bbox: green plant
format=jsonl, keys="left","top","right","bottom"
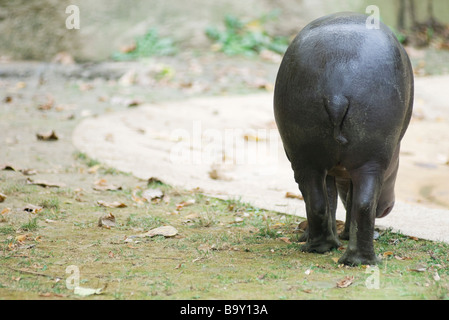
{"left": 20, "top": 218, "right": 39, "bottom": 231}
{"left": 112, "top": 28, "right": 177, "bottom": 61}
{"left": 205, "top": 13, "right": 289, "bottom": 57}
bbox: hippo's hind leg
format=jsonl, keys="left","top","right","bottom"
{"left": 338, "top": 166, "right": 384, "bottom": 266}
{"left": 336, "top": 179, "right": 352, "bottom": 240}
{"left": 298, "top": 174, "right": 339, "bottom": 243}
{"left": 295, "top": 170, "right": 341, "bottom": 253}
{"left": 326, "top": 174, "right": 339, "bottom": 243}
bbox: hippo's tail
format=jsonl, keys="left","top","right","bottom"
{"left": 324, "top": 95, "right": 349, "bottom": 145}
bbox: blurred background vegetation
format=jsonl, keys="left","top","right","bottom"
{"left": 0, "top": 0, "right": 448, "bottom": 62}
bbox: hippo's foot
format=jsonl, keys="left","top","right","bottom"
{"left": 300, "top": 237, "right": 341, "bottom": 254}
{"left": 338, "top": 249, "right": 380, "bottom": 266}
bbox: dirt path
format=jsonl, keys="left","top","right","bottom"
{"left": 72, "top": 75, "right": 449, "bottom": 243}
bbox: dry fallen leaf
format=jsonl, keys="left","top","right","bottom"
{"left": 93, "top": 184, "right": 122, "bottom": 192}
{"left": 279, "top": 237, "right": 292, "bottom": 244}
{"left": 1, "top": 208, "right": 11, "bottom": 215}
{"left": 336, "top": 276, "right": 354, "bottom": 288}
{"left": 19, "top": 168, "right": 38, "bottom": 176}
{"left": 142, "top": 226, "right": 178, "bottom": 238}
{"left": 22, "top": 204, "right": 43, "bottom": 214}
{"left": 147, "top": 177, "right": 165, "bottom": 185}
{"left": 285, "top": 192, "right": 304, "bottom": 200}
{"left": 410, "top": 264, "right": 427, "bottom": 272}
{"left": 73, "top": 286, "right": 104, "bottom": 297}
{"left": 97, "top": 200, "right": 127, "bottom": 208}
{"left": 36, "top": 130, "right": 59, "bottom": 141}
{"left": 0, "top": 164, "right": 17, "bottom": 171}
{"left": 142, "top": 188, "right": 164, "bottom": 202}
{"left": 176, "top": 199, "right": 195, "bottom": 210}
{"left": 26, "top": 178, "right": 65, "bottom": 188}
{"left": 131, "top": 188, "right": 145, "bottom": 205}
{"left": 0, "top": 193, "right": 6, "bottom": 203}
{"left": 98, "top": 212, "right": 116, "bottom": 228}
{"left": 15, "top": 234, "right": 28, "bottom": 243}
{"left": 93, "top": 179, "right": 122, "bottom": 191}
{"left": 37, "top": 95, "right": 54, "bottom": 111}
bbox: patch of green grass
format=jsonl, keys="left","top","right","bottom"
{"left": 73, "top": 151, "right": 88, "bottom": 161}
{"left": 205, "top": 12, "right": 289, "bottom": 57}
{"left": 125, "top": 213, "right": 168, "bottom": 230}
{"left": 0, "top": 226, "right": 15, "bottom": 235}
{"left": 190, "top": 211, "right": 218, "bottom": 228}
{"left": 112, "top": 28, "right": 177, "bottom": 61}
{"left": 73, "top": 151, "right": 131, "bottom": 176}
{"left": 73, "top": 151, "right": 100, "bottom": 167}
{"left": 1, "top": 179, "right": 29, "bottom": 195}
{"left": 100, "top": 167, "right": 122, "bottom": 175}
{"left": 20, "top": 217, "right": 39, "bottom": 231}
{"left": 39, "top": 197, "right": 60, "bottom": 211}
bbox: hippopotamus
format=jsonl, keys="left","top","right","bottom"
{"left": 274, "top": 12, "right": 414, "bottom": 265}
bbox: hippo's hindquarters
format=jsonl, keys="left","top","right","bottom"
{"left": 274, "top": 12, "right": 414, "bottom": 266}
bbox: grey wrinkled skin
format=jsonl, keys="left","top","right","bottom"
{"left": 274, "top": 12, "right": 414, "bottom": 266}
